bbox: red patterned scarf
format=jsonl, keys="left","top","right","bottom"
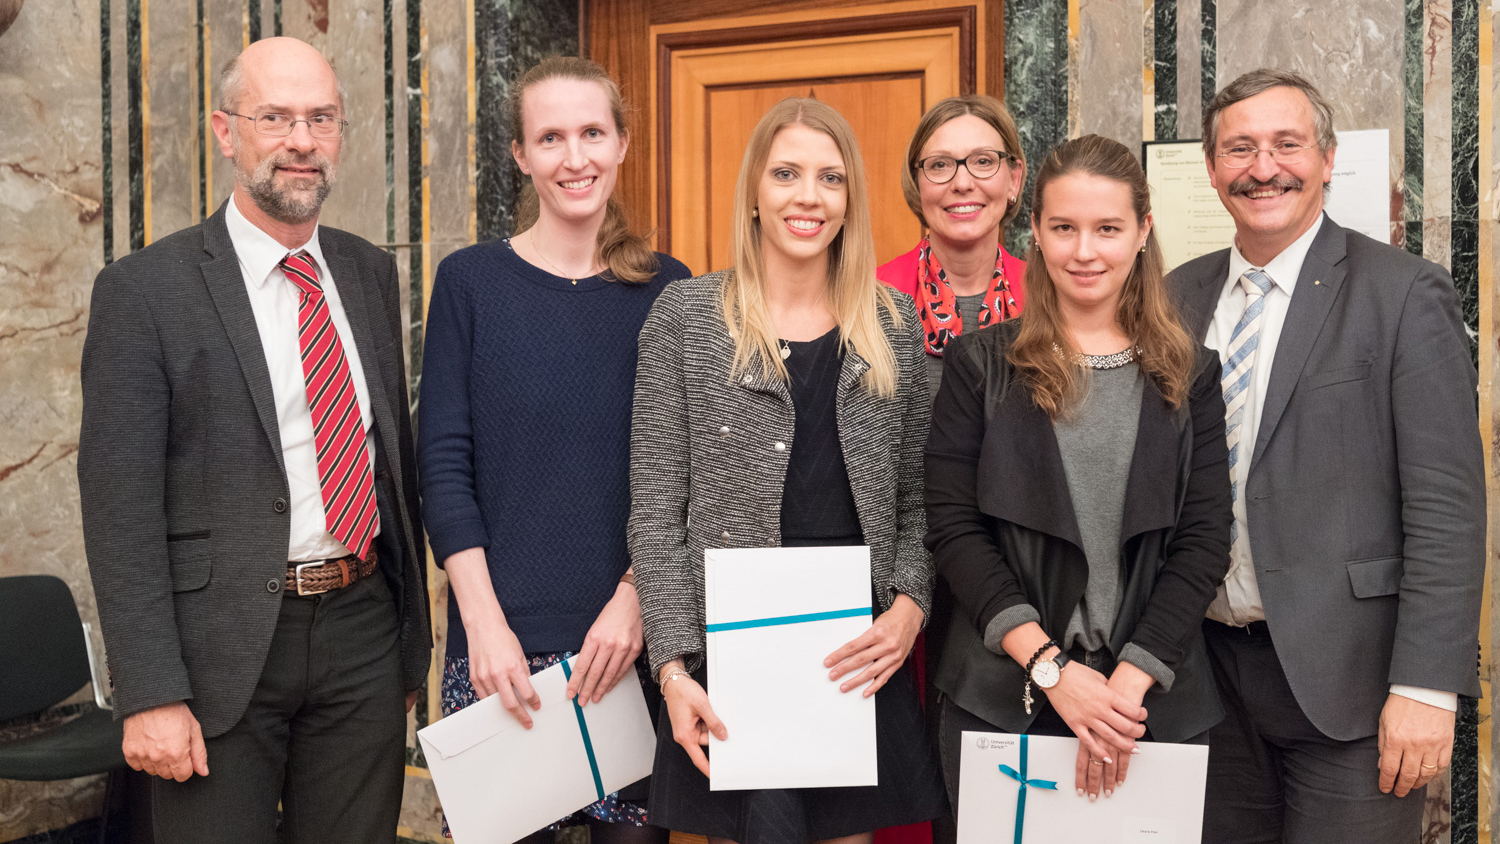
{"left": 915, "top": 237, "right": 1018, "bottom": 355}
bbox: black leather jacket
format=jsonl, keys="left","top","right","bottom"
{"left": 924, "top": 320, "right": 1231, "bottom": 742}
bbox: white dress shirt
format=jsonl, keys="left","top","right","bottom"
{"left": 1202, "top": 213, "right": 1453, "bottom": 712}
{"left": 226, "top": 195, "right": 379, "bottom": 563}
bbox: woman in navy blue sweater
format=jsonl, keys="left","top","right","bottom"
{"left": 418, "top": 56, "right": 690, "bottom": 843}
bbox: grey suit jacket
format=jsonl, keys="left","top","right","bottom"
{"left": 1168, "top": 216, "right": 1483, "bottom": 740}
{"left": 78, "top": 201, "right": 430, "bottom": 737}
{"left": 628, "top": 272, "right": 933, "bottom": 676}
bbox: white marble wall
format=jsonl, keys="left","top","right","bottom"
{"left": 0, "top": 0, "right": 107, "bottom": 835}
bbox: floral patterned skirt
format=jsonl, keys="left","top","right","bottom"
{"left": 439, "top": 652, "right": 652, "bottom": 838}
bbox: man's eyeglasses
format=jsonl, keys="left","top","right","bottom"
{"left": 1214, "top": 142, "right": 1317, "bottom": 169}
{"left": 914, "top": 150, "right": 1015, "bottom": 184}
{"left": 224, "top": 112, "right": 348, "bottom": 139}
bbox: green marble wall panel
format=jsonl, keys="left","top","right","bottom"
{"left": 474, "top": 0, "right": 580, "bottom": 242}
{"left": 1402, "top": 0, "right": 1423, "bottom": 255}
{"left": 1200, "top": 0, "right": 1216, "bottom": 116}
{"left": 1155, "top": 0, "right": 1178, "bottom": 140}
{"left": 1003, "top": 0, "right": 1068, "bottom": 256}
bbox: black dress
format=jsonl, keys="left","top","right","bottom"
{"left": 648, "top": 328, "right": 948, "bottom": 844}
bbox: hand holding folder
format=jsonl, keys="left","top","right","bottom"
{"left": 417, "top": 656, "right": 656, "bottom": 844}
{"left": 703, "top": 546, "right": 879, "bottom": 791}
{"left": 956, "top": 731, "right": 1209, "bottom": 844}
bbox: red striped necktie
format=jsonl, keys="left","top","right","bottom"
{"left": 281, "top": 251, "right": 380, "bottom": 561}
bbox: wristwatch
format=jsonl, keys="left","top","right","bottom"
{"left": 1031, "top": 650, "right": 1071, "bottom": 689}
{"left": 1022, "top": 641, "right": 1071, "bottom": 715}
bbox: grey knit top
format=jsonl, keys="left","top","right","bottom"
{"left": 982, "top": 360, "right": 1175, "bottom": 688}
{"left": 923, "top": 293, "right": 987, "bottom": 402}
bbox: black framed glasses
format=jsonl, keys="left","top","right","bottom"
{"left": 224, "top": 111, "right": 348, "bottom": 139}
{"left": 1214, "top": 141, "right": 1317, "bottom": 169}
{"left": 914, "top": 149, "right": 1015, "bottom": 184}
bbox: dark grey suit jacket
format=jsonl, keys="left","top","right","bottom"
{"left": 78, "top": 201, "right": 430, "bottom": 738}
{"left": 1168, "top": 216, "right": 1483, "bottom": 741}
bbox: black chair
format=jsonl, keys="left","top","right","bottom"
{"left": 0, "top": 575, "right": 127, "bottom": 842}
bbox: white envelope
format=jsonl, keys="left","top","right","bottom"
{"left": 417, "top": 657, "right": 657, "bottom": 844}
{"left": 704, "top": 545, "right": 878, "bottom": 791}
{"left": 957, "top": 731, "right": 1208, "bottom": 844}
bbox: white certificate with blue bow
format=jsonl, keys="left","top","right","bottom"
{"left": 704, "top": 545, "right": 878, "bottom": 790}
{"left": 956, "top": 731, "right": 1209, "bottom": 844}
{"left": 417, "top": 656, "right": 657, "bottom": 844}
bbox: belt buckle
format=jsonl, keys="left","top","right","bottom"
{"left": 293, "top": 561, "right": 331, "bottom": 596}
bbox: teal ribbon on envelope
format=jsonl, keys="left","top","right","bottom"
{"left": 559, "top": 659, "right": 605, "bottom": 801}
{"left": 705, "top": 606, "right": 872, "bottom": 633}
{"left": 997, "top": 734, "right": 1058, "bottom": 844}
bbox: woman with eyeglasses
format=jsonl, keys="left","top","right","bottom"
{"left": 875, "top": 94, "right": 1030, "bottom": 844}
{"left": 878, "top": 95, "right": 1029, "bottom": 402}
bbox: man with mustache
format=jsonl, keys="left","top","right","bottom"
{"left": 1166, "top": 68, "right": 1483, "bottom": 843}
{"left": 78, "top": 36, "right": 428, "bottom": 843}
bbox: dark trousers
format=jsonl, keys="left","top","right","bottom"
{"left": 1202, "top": 619, "right": 1425, "bottom": 844}
{"left": 151, "top": 573, "right": 408, "bottom": 844}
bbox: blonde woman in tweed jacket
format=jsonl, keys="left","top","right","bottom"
{"left": 628, "top": 98, "right": 947, "bottom": 844}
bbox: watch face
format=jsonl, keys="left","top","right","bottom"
{"left": 1032, "top": 659, "right": 1061, "bottom": 689}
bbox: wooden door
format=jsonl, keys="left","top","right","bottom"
{"left": 666, "top": 28, "right": 967, "bottom": 274}
{"left": 588, "top": 0, "right": 999, "bottom": 277}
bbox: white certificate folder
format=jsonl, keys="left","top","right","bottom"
{"left": 417, "top": 656, "right": 657, "bottom": 844}
{"left": 957, "top": 731, "right": 1209, "bottom": 844}
{"left": 704, "top": 545, "right": 878, "bottom": 791}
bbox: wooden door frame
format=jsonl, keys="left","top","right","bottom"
{"left": 650, "top": 5, "right": 979, "bottom": 254}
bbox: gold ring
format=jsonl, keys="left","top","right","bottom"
{"left": 1089, "top": 759, "right": 1104, "bottom": 766}
{"left": 1421, "top": 764, "right": 1439, "bottom": 770}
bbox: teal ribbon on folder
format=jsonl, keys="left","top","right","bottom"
{"left": 559, "top": 659, "right": 605, "bottom": 801}
{"left": 705, "top": 606, "right": 872, "bottom": 633}
{"left": 997, "top": 734, "right": 1058, "bottom": 844}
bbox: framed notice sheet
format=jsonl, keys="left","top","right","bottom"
{"left": 1142, "top": 140, "right": 1238, "bottom": 273}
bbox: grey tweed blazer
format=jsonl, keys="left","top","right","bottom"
{"left": 78, "top": 202, "right": 430, "bottom": 736}
{"left": 628, "top": 271, "right": 933, "bottom": 675}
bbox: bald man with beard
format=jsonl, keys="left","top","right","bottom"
{"left": 79, "top": 37, "right": 429, "bottom": 843}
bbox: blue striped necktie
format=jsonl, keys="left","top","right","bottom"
{"left": 1222, "top": 268, "right": 1274, "bottom": 546}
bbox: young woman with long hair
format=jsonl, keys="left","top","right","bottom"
{"left": 629, "top": 97, "right": 947, "bottom": 844}
{"left": 418, "top": 56, "right": 691, "bottom": 844}
{"left": 925, "top": 134, "right": 1232, "bottom": 806}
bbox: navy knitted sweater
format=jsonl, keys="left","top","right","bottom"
{"left": 418, "top": 239, "right": 692, "bottom": 659}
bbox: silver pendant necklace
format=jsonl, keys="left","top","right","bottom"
{"left": 779, "top": 339, "right": 792, "bottom": 360}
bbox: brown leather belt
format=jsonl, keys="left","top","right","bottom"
{"left": 286, "top": 547, "right": 378, "bottom": 596}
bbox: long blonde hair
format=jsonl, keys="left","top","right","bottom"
{"left": 509, "top": 56, "right": 657, "bottom": 284}
{"left": 1010, "top": 134, "right": 1195, "bottom": 418}
{"left": 722, "top": 98, "right": 901, "bottom": 398}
